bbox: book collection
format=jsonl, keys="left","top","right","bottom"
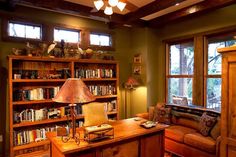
{"left": 13, "top": 68, "right": 71, "bottom": 79}
{"left": 75, "top": 68, "right": 115, "bottom": 78}
{"left": 88, "top": 84, "right": 116, "bottom": 96}
{"left": 13, "top": 86, "right": 60, "bottom": 101}
{"left": 13, "top": 126, "right": 57, "bottom": 146}
{"left": 13, "top": 100, "right": 116, "bottom": 146}
{"left": 13, "top": 100, "right": 116, "bottom": 124}
{"left": 13, "top": 105, "right": 82, "bottom": 124}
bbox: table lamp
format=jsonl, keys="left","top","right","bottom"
{"left": 52, "top": 78, "right": 95, "bottom": 144}
{"left": 124, "top": 76, "right": 139, "bottom": 118}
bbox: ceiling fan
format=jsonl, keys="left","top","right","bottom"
{"left": 90, "top": 0, "right": 126, "bottom": 15}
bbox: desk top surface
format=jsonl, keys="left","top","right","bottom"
{"left": 46, "top": 118, "right": 168, "bottom": 155}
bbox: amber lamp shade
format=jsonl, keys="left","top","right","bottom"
{"left": 124, "top": 76, "right": 139, "bottom": 89}
{"left": 53, "top": 78, "right": 95, "bottom": 104}
{"left": 52, "top": 78, "right": 95, "bottom": 144}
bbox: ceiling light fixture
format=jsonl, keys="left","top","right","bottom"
{"left": 94, "top": 0, "right": 126, "bottom": 15}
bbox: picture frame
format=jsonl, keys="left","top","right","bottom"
{"left": 133, "top": 54, "right": 142, "bottom": 63}
{"left": 133, "top": 65, "right": 142, "bottom": 75}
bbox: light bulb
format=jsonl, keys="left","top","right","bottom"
{"left": 104, "top": 6, "right": 113, "bottom": 15}
{"left": 94, "top": 0, "right": 104, "bottom": 11}
{"left": 108, "top": 0, "right": 118, "bottom": 7}
{"left": 117, "top": 1, "right": 126, "bottom": 11}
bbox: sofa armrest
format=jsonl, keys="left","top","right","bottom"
{"left": 135, "top": 106, "right": 156, "bottom": 120}
{"left": 135, "top": 112, "right": 149, "bottom": 119}
{"left": 216, "top": 136, "right": 222, "bottom": 157}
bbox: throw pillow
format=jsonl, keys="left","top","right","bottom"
{"left": 153, "top": 106, "right": 171, "bottom": 124}
{"left": 199, "top": 112, "right": 217, "bottom": 136}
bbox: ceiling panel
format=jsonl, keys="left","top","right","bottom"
{"left": 127, "top": 0, "right": 155, "bottom": 7}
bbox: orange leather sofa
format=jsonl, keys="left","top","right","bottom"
{"left": 136, "top": 104, "right": 221, "bottom": 157}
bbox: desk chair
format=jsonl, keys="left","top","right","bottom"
{"left": 82, "top": 102, "right": 108, "bottom": 127}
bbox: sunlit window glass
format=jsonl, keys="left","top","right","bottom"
{"left": 9, "top": 22, "right": 41, "bottom": 39}
{"left": 167, "top": 41, "right": 194, "bottom": 105}
{"left": 206, "top": 37, "right": 236, "bottom": 111}
{"left": 90, "top": 33, "right": 111, "bottom": 46}
{"left": 54, "top": 28, "right": 80, "bottom": 43}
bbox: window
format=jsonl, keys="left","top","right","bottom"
{"left": 90, "top": 33, "right": 112, "bottom": 46}
{"left": 54, "top": 28, "right": 80, "bottom": 43}
{"left": 206, "top": 35, "right": 236, "bottom": 111}
{"left": 167, "top": 41, "right": 194, "bottom": 104}
{"left": 166, "top": 31, "right": 236, "bottom": 111}
{"left": 8, "top": 21, "right": 41, "bottom": 40}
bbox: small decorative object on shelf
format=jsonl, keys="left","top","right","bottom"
{"left": 47, "top": 41, "right": 57, "bottom": 57}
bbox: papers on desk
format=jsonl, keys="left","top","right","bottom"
{"left": 85, "top": 124, "right": 113, "bottom": 133}
{"left": 140, "top": 121, "right": 158, "bottom": 129}
{"left": 84, "top": 124, "right": 114, "bottom": 142}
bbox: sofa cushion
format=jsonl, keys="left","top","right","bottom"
{"left": 199, "top": 112, "right": 217, "bottom": 136}
{"left": 171, "top": 110, "right": 200, "bottom": 121}
{"left": 165, "top": 125, "right": 197, "bottom": 143}
{"left": 153, "top": 106, "right": 171, "bottom": 124}
{"left": 172, "top": 117, "right": 200, "bottom": 131}
{"left": 184, "top": 132, "right": 216, "bottom": 153}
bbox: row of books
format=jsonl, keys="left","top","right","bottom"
{"left": 13, "top": 105, "right": 82, "bottom": 124}
{"left": 75, "top": 68, "right": 115, "bottom": 78}
{"left": 13, "top": 69, "right": 71, "bottom": 79}
{"left": 88, "top": 85, "right": 116, "bottom": 96}
{"left": 13, "top": 127, "right": 57, "bottom": 146}
{"left": 13, "top": 86, "right": 60, "bottom": 101}
{"left": 104, "top": 100, "right": 117, "bottom": 112}
{"left": 13, "top": 101, "right": 116, "bottom": 124}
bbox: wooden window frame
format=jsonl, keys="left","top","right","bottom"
{"left": 53, "top": 27, "right": 81, "bottom": 43}
{"left": 2, "top": 18, "right": 43, "bottom": 43}
{"left": 165, "top": 38, "right": 194, "bottom": 104}
{"left": 165, "top": 25, "right": 236, "bottom": 110}
{"left": 88, "top": 30, "right": 115, "bottom": 51}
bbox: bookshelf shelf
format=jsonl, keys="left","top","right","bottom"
{"left": 13, "top": 112, "right": 117, "bottom": 128}
{"left": 95, "top": 95, "right": 117, "bottom": 99}
{"left": 8, "top": 55, "right": 119, "bottom": 157}
{"left": 12, "top": 79, "right": 67, "bottom": 83}
{"left": 13, "top": 140, "right": 50, "bottom": 151}
{"left": 13, "top": 99, "right": 54, "bottom": 105}
{"left": 13, "top": 117, "right": 70, "bottom": 128}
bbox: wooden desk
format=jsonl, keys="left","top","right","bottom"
{"left": 47, "top": 118, "right": 168, "bottom": 157}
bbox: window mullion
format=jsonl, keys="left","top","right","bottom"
{"left": 192, "top": 35, "right": 204, "bottom": 105}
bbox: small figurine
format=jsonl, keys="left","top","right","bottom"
{"left": 26, "top": 42, "right": 34, "bottom": 56}
{"left": 60, "top": 39, "right": 65, "bottom": 57}
{"left": 77, "top": 42, "right": 84, "bottom": 54}
{"left": 47, "top": 41, "right": 57, "bottom": 56}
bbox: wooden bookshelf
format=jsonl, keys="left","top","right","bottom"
{"left": 8, "top": 55, "right": 119, "bottom": 157}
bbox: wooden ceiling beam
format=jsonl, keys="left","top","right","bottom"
{"left": 15, "top": 0, "right": 126, "bottom": 23}
{"left": 148, "top": 0, "right": 236, "bottom": 27}
{"left": 124, "top": 0, "right": 186, "bottom": 23}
